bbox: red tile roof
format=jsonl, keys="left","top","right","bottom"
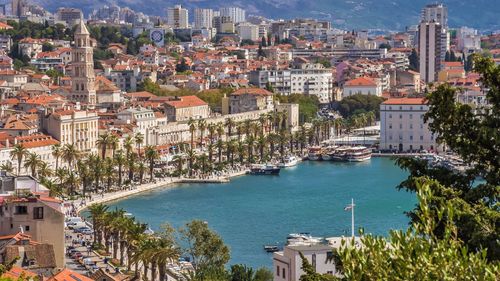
{"left": 345, "top": 77, "right": 377, "bottom": 87}
{"left": 231, "top": 88, "right": 272, "bottom": 96}
{"left": 164, "top": 95, "right": 207, "bottom": 108}
{"left": 2, "top": 266, "right": 37, "bottom": 279}
{"left": 382, "top": 98, "right": 427, "bottom": 105}
{"left": 49, "top": 268, "right": 94, "bottom": 281}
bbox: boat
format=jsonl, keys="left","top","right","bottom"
{"left": 263, "top": 245, "right": 280, "bottom": 252}
{"left": 321, "top": 146, "right": 338, "bottom": 161}
{"left": 249, "top": 164, "right": 281, "bottom": 175}
{"left": 287, "top": 233, "right": 324, "bottom": 246}
{"left": 307, "top": 147, "right": 322, "bottom": 161}
{"left": 331, "top": 146, "right": 350, "bottom": 161}
{"left": 321, "top": 151, "right": 332, "bottom": 161}
{"left": 345, "top": 146, "right": 372, "bottom": 162}
{"left": 278, "top": 155, "right": 299, "bottom": 168}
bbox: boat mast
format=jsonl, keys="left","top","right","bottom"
{"left": 351, "top": 198, "right": 355, "bottom": 238}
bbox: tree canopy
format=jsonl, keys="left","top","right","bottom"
{"left": 334, "top": 94, "right": 385, "bottom": 119}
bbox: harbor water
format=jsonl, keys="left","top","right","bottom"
{"left": 109, "top": 157, "right": 415, "bottom": 268}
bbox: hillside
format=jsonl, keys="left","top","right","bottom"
{"left": 33, "top": 0, "right": 500, "bottom": 32}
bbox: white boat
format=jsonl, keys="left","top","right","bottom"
{"left": 278, "top": 156, "right": 299, "bottom": 168}
{"left": 346, "top": 146, "right": 372, "bottom": 162}
{"left": 287, "top": 233, "right": 323, "bottom": 245}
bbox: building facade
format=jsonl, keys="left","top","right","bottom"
{"left": 418, "top": 21, "right": 442, "bottom": 83}
{"left": 194, "top": 8, "right": 213, "bottom": 29}
{"left": 219, "top": 7, "right": 245, "bottom": 23}
{"left": 380, "top": 98, "right": 442, "bottom": 152}
{"left": 166, "top": 5, "right": 189, "bottom": 28}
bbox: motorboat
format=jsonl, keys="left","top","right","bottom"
{"left": 263, "top": 245, "right": 280, "bottom": 252}
{"left": 287, "top": 233, "right": 324, "bottom": 245}
{"left": 278, "top": 155, "right": 299, "bottom": 168}
{"left": 307, "top": 147, "right": 322, "bottom": 161}
{"left": 249, "top": 164, "right": 281, "bottom": 175}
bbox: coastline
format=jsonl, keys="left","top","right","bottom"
{"left": 75, "top": 169, "right": 250, "bottom": 214}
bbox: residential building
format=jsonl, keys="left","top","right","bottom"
{"left": 55, "top": 7, "right": 83, "bottom": 26}
{"left": 342, "top": 77, "right": 381, "bottom": 98}
{"left": 43, "top": 110, "right": 99, "bottom": 153}
{"left": 249, "top": 63, "right": 334, "bottom": 104}
{"left": 0, "top": 35, "right": 12, "bottom": 52}
{"left": 11, "top": 0, "right": 27, "bottom": 17}
{"left": 273, "top": 244, "right": 339, "bottom": 281}
{"left": 0, "top": 193, "right": 65, "bottom": 268}
{"left": 194, "top": 8, "right": 213, "bottom": 29}
{"left": 166, "top": 5, "right": 189, "bottom": 28}
{"left": 228, "top": 88, "right": 274, "bottom": 114}
{"left": 421, "top": 3, "right": 449, "bottom": 62}
{"left": 237, "top": 23, "right": 259, "bottom": 41}
{"left": 116, "top": 107, "right": 158, "bottom": 145}
{"left": 418, "top": 21, "right": 442, "bottom": 83}
{"left": 456, "top": 27, "right": 481, "bottom": 52}
{"left": 380, "top": 97, "right": 442, "bottom": 152}
{"left": 219, "top": 7, "right": 246, "bottom": 23}
{"left": 70, "top": 19, "right": 97, "bottom": 106}
{"left": 48, "top": 268, "right": 94, "bottom": 281}
{"left": 164, "top": 95, "right": 210, "bottom": 122}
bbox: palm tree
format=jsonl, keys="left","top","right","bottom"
{"left": 246, "top": 135, "right": 255, "bottom": 163}
{"left": 207, "top": 123, "right": 217, "bottom": 145}
{"left": 62, "top": 144, "right": 80, "bottom": 169}
{"left": 225, "top": 118, "right": 235, "bottom": 139}
{"left": 51, "top": 144, "right": 63, "bottom": 171}
{"left": 114, "top": 150, "right": 126, "bottom": 185}
{"left": 186, "top": 149, "right": 196, "bottom": 177}
{"left": 128, "top": 152, "right": 137, "bottom": 182}
{"left": 0, "top": 161, "right": 14, "bottom": 173}
{"left": 197, "top": 154, "right": 208, "bottom": 176}
{"left": 137, "top": 162, "right": 146, "bottom": 184}
{"left": 259, "top": 113, "right": 268, "bottom": 135}
{"left": 188, "top": 118, "right": 197, "bottom": 150}
{"left": 197, "top": 119, "right": 207, "bottom": 149}
{"left": 135, "top": 132, "right": 144, "bottom": 159}
{"left": 124, "top": 135, "right": 135, "bottom": 157}
{"left": 10, "top": 144, "right": 27, "bottom": 175}
{"left": 88, "top": 203, "right": 109, "bottom": 245}
{"left": 237, "top": 141, "right": 245, "bottom": 164}
{"left": 54, "top": 168, "right": 67, "bottom": 186}
{"left": 257, "top": 136, "right": 266, "bottom": 162}
{"left": 24, "top": 152, "right": 42, "bottom": 177}
{"left": 153, "top": 226, "right": 180, "bottom": 281}
{"left": 40, "top": 178, "right": 62, "bottom": 198}
{"left": 172, "top": 154, "right": 184, "bottom": 176}
{"left": 96, "top": 133, "right": 110, "bottom": 159}
{"left": 207, "top": 142, "right": 214, "bottom": 163}
{"left": 144, "top": 146, "right": 159, "bottom": 181}
{"left": 216, "top": 139, "right": 224, "bottom": 163}
{"left": 109, "top": 134, "right": 120, "bottom": 158}
{"left": 65, "top": 171, "right": 80, "bottom": 195}
{"left": 216, "top": 122, "right": 225, "bottom": 141}
{"left": 103, "top": 158, "right": 114, "bottom": 192}
{"left": 77, "top": 159, "right": 92, "bottom": 197}
{"left": 37, "top": 161, "right": 52, "bottom": 180}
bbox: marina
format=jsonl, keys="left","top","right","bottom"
{"left": 108, "top": 157, "right": 414, "bottom": 268}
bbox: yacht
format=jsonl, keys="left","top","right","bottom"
{"left": 249, "top": 164, "right": 281, "bottom": 175}
{"left": 307, "top": 147, "right": 322, "bottom": 161}
{"left": 345, "top": 146, "right": 372, "bottom": 162}
{"left": 287, "top": 233, "right": 324, "bottom": 245}
{"left": 278, "top": 155, "right": 299, "bottom": 168}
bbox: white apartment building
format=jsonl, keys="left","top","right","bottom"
{"left": 273, "top": 245, "right": 339, "bottom": 281}
{"left": 342, "top": 77, "right": 382, "bottom": 98}
{"left": 418, "top": 21, "right": 442, "bottom": 83}
{"left": 166, "top": 5, "right": 189, "bottom": 28}
{"left": 116, "top": 107, "right": 158, "bottom": 145}
{"left": 249, "top": 63, "right": 333, "bottom": 104}
{"left": 456, "top": 27, "right": 481, "bottom": 52}
{"left": 380, "top": 98, "right": 442, "bottom": 153}
{"left": 219, "top": 7, "right": 246, "bottom": 23}
{"left": 194, "top": 8, "right": 213, "bottom": 29}
{"left": 237, "top": 23, "right": 259, "bottom": 41}
{"left": 421, "top": 3, "right": 449, "bottom": 63}
{"left": 43, "top": 110, "right": 99, "bottom": 153}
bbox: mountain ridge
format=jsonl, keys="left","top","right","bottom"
{"left": 33, "top": 0, "right": 500, "bottom": 32}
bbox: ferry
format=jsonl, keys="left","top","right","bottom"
{"left": 249, "top": 164, "right": 281, "bottom": 175}
{"left": 331, "top": 146, "right": 350, "bottom": 161}
{"left": 278, "top": 155, "right": 299, "bottom": 168}
{"left": 307, "top": 147, "right": 322, "bottom": 161}
{"left": 345, "top": 146, "right": 372, "bottom": 162}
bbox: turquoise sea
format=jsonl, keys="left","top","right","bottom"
{"left": 108, "top": 157, "right": 415, "bottom": 268}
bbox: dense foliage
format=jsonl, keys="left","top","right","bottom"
{"left": 275, "top": 94, "right": 320, "bottom": 123}
{"left": 334, "top": 94, "right": 385, "bottom": 119}
{"left": 397, "top": 56, "right": 499, "bottom": 260}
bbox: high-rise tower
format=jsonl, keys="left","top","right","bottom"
{"left": 71, "top": 19, "right": 96, "bottom": 107}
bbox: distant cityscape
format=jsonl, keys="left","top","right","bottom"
{"left": 0, "top": 0, "right": 497, "bottom": 280}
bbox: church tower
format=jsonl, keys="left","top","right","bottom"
{"left": 71, "top": 19, "right": 96, "bottom": 106}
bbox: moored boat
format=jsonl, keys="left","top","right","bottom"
{"left": 307, "top": 147, "right": 322, "bottom": 161}
{"left": 249, "top": 164, "right": 281, "bottom": 175}
{"left": 263, "top": 245, "right": 280, "bottom": 252}
{"left": 278, "top": 155, "right": 299, "bottom": 168}
{"left": 346, "top": 146, "right": 372, "bottom": 162}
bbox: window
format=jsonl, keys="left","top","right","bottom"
{"left": 282, "top": 268, "right": 286, "bottom": 278}
{"left": 15, "top": 206, "right": 27, "bottom": 214}
{"left": 420, "top": 136, "right": 424, "bottom": 140}
{"left": 389, "top": 124, "right": 392, "bottom": 129}
{"left": 33, "top": 207, "right": 43, "bottom": 219}
{"left": 399, "top": 114, "right": 402, "bottom": 119}
{"left": 410, "top": 124, "right": 413, "bottom": 129}
{"left": 409, "top": 114, "right": 413, "bottom": 119}
{"left": 389, "top": 114, "right": 392, "bottom": 119}
{"left": 410, "top": 136, "right": 413, "bottom": 140}
{"left": 276, "top": 266, "right": 280, "bottom": 276}
{"left": 399, "top": 124, "right": 403, "bottom": 129}
{"left": 25, "top": 225, "right": 30, "bottom": 231}
{"left": 312, "top": 254, "right": 317, "bottom": 269}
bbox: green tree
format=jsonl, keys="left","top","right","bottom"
{"left": 180, "top": 220, "right": 230, "bottom": 272}
{"left": 396, "top": 56, "right": 500, "bottom": 260}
